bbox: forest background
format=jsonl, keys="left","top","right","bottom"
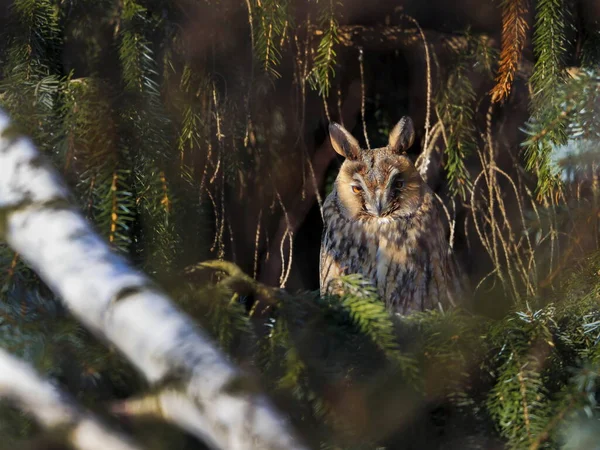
{"left": 2, "top": 0, "right": 600, "bottom": 449}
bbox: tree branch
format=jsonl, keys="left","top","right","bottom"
{"left": 0, "top": 109, "right": 307, "bottom": 450}
{"left": 313, "top": 24, "right": 493, "bottom": 53}
{"left": 0, "top": 348, "right": 141, "bottom": 450}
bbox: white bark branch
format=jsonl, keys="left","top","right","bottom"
{"left": 0, "top": 348, "right": 141, "bottom": 450}
{"left": 0, "top": 109, "right": 307, "bottom": 450}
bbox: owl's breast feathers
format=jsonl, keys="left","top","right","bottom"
{"left": 320, "top": 190, "right": 465, "bottom": 315}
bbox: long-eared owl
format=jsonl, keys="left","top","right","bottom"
{"left": 319, "top": 116, "right": 465, "bottom": 315}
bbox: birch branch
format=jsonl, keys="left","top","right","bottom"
{"left": 0, "top": 348, "right": 141, "bottom": 450}
{"left": 0, "top": 109, "right": 307, "bottom": 450}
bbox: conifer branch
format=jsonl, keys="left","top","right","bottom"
{"left": 308, "top": 0, "right": 340, "bottom": 97}
{"left": 187, "top": 260, "right": 284, "bottom": 311}
{"left": 0, "top": 109, "right": 307, "bottom": 450}
{"left": 254, "top": 0, "right": 291, "bottom": 78}
{"left": 531, "top": 0, "right": 568, "bottom": 111}
{"left": 437, "top": 44, "right": 477, "bottom": 199}
{"left": 0, "top": 348, "right": 141, "bottom": 450}
{"left": 523, "top": 0, "right": 568, "bottom": 197}
{"left": 490, "top": 0, "right": 529, "bottom": 103}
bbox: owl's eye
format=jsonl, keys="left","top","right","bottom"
{"left": 394, "top": 177, "right": 405, "bottom": 190}
{"left": 351, "top": 185, "right": 363, "bottom": 194}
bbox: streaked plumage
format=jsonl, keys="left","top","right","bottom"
{"left": 319, "top": 117, "right": 464, "bottom": 315}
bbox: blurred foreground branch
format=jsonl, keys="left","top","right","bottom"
{"left": 0, "top": 348, "right": 141, "bottom": 450}
{"left": 0, "top": 109, "right": 307, "bottom": 450}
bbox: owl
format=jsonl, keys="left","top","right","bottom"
{"left": 319, "top": 116, "right": 465, "bottom": 315}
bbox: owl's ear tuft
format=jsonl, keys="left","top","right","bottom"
{"left": 329, "top": 122, "right": 361, "bottom": 159}
{"left": 388, "top": 116, "right": 415, "bottom": 154}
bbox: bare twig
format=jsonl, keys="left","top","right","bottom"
{"left": 398, "top": 15, "right": 432, "bottom": 152}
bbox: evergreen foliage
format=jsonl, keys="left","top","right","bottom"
{"left": 525, "top": 0, "right": 569, "bottom": 198}
{"left": 491, "top": 0, "right": 529, "bottom": 103}
{"left": 253, "top": 0, "right": 292, "bottom": 78}
{"left": 436, "top": 33, "right": 488, "bottom": 199}
{"left": 308, "top": 0, "right": 340, "bottom": 98}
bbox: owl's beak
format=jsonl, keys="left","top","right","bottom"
{"left": 375, "top": 193, "right": 385, "bottom": 216}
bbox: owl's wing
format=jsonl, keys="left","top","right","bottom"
{"left": 319, "top": 226, "right": 347, "bottom": 296}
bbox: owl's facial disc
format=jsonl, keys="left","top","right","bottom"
{"left": 336, "top": 152, "right": 423, "bottom": 220}
{"left": 347, "top": 164, "right": 420, "bottom": 219}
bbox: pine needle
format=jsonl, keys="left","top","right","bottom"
{"left": 490, "top": 0, "right": 529, "bottom": 103}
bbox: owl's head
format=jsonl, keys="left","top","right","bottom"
{"left": 329, "top": 116, "right": 425, "bottom": 221}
